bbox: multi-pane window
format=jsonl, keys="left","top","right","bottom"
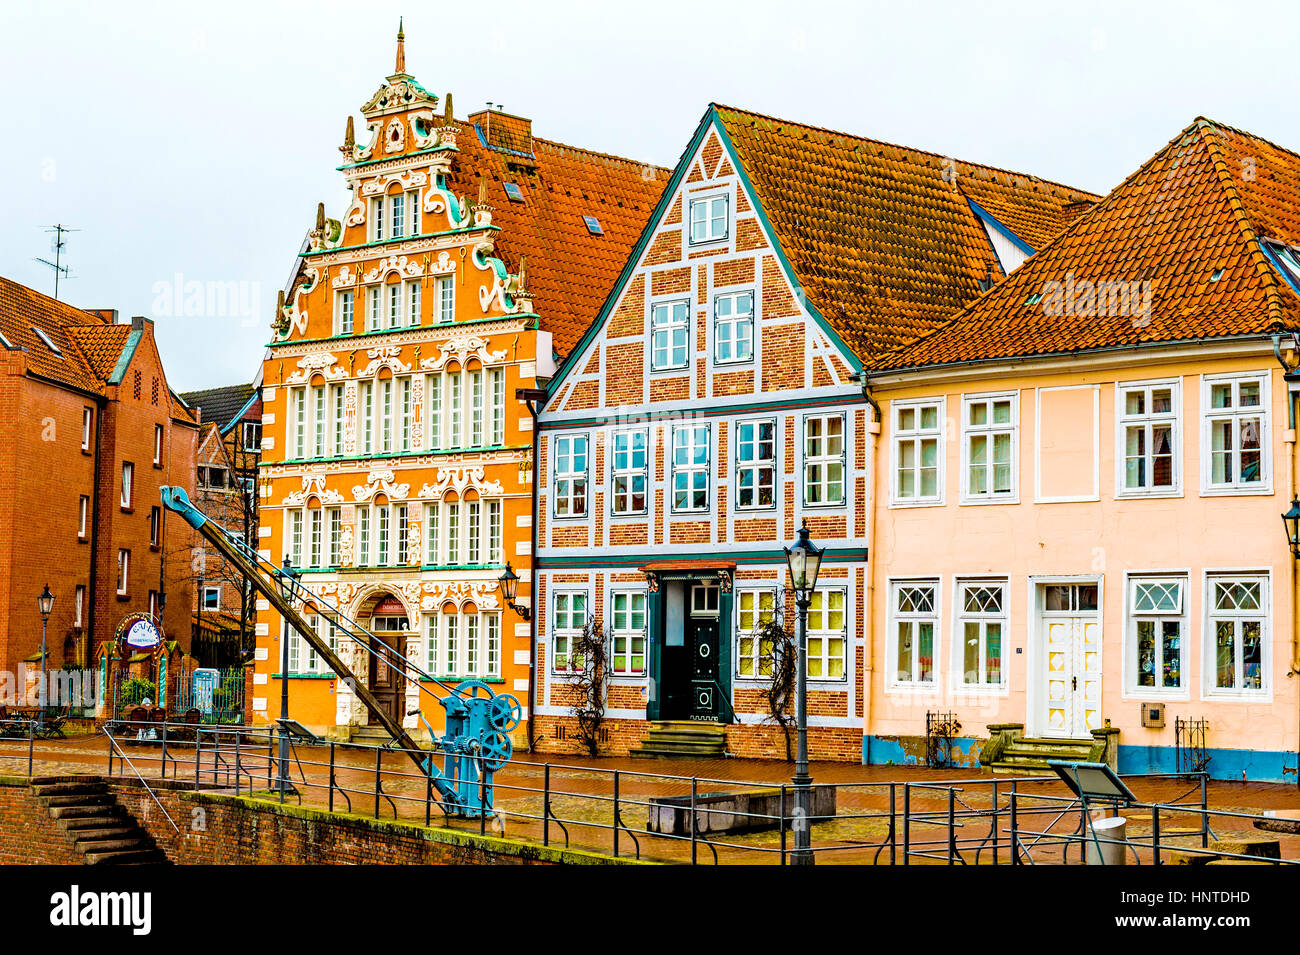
{"left": 395, "top": 504, "right": 409, "bottom": 565}
{"left": 651, "top": 300, "right": 690, "bottom": 370}
{"left": 312, "top": 385, "right": 326, "bottom": 457}
{"left": 379, "top": 379, "right": 394, "bottom": 453}
{"left": 121, "top": 462, "right": 134, "bottom": 509}
{"left": 400, "top": 378, "right": 413, "bottom": 451}
{"left": 1129, "top": 576, "right": 1185, "bottom": 691}
{"left": 1208, "top": 575, "right": 1267, "bottom": 693}
{"left": 469, "top": 370, "right": 484, "bottom": 445}
{"left": 735, "top": 419, "right": 776, "bottom": 509}
{"left": 1204, "top": 375, "right": 1267, "bottom": 490}
{"left": 806, "top": 588, "right": 847, "bottom": 680}
{"left": 963, "top": 394, "right": 1016, "bottom": 501}
{"left": 328, "top": 508, "right": 342, "bottom": 566}
{"left": 714, "top": 291, "right": 754, "bottom": 363}
{"left": 446, "top": 502, "right": 460, "bottom": 564}
{"left": 289, "top": 510, "right": 304, "bottom": 566}
{"left": 611, "top": 429, "right": 648, "bottom": 515}
{"left": 293, "top": 387, "right": 307, "bottom": 457}
{"left": 671, "top": 424, "right": 710, "bottom": 512}
{"left": 426, "top": 612, "right": 501, "bottom": 678}
{"left": 426, "top": 374, "right": 442, "bottom": 450}
{"left": 338, "top": 290, "right": 354, "bottom": 335}
{"left": 689, "top": 193, "right": 729, "bottom": 244}
{"left": 357, "top": 508, "right": 370, "bottom": 566}
{"left": 957, "top": 581, "right": 1006, "bottom": 686}
{"left": 406, "top": 280, "right": 421, "bottom": 327}
{"left": 487, "top": 501, "right": 502, "bottom": 564}
{"left": 553, "top": 434, "right": 588, "bottom": 517}
{"left": 371, "top": 197, "right": 384, "bottom": 241}
{"left": 437, "top": 277, "right": 455, "bottom": 323}
{"left": 425, "top": 503, "right": 440, "bottom": 564}
{"left": 466, "top": 501, "right": 481, "bottom": 564}
{"left": 359, "top": 382, "right": 373, "bottom": 453}
{"left": 894, "top": 400, "right": 943, "bottom": 503}
{"left": 367, "top": 287, "right": 381, "bottom": 332}
{"left": 552, "top": 591, "right": 588, "bottom": 672}
{"left": 386, "top": 284, "right": 401, "bottom": 329}
{"left": 892, "top": 582, "right": 937, "bottom": 685}
{"left": 610, "top": 593, "right": 647, "bottom": 676}
{"left": 390, "top": 192, "right": 405, "bottom": 238}
{"left": 1118, "top": 381, "right": 1178, "bottom": 494}
{"left": 408, "top": 190, "right": 420, "bottom": 235}
{"left": 736, "top": 589, "right": 777, "bottom": 677}
{"left": 448, "top": 374, "right": 462, "bottom": 446}
{"left": 489, "top": 369, "right": 505, "bottom": 445}
{"left": 331, "top": 384, "right": 345, "bottom": 455}
{"left": 375, "top": 504, "right": 390, "bottom": 565}
{"left": 804, "top": 414, "right": 845, "bottom": 505}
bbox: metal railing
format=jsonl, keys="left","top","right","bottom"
{"left": 4, "top": 722, "right": 1298, "bottom": 865}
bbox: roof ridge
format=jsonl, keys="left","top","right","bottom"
{"left": 711, "top": 102, "right": 1101, "bottom": 200}
{"left": 1193, "top": 120, "right": 1286, "bottom": 327}
{"left": 530, "top": 135, "right": 672, "bottom": 174}
{"left": 1197, "top": 115, "right": 1300, "bottom": 168}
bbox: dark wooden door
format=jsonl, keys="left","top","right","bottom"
{"left": 690, "top": 617, "right": 720, "bottom": 721}
{"left": 367, "top": 620, "right": 406, "bottom": 725}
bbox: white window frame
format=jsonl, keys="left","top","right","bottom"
{"left": 688, "top": 191, "right": 730, "bottom": 246}
{"left": 81, "top": 407, "right": 93, "bottom": 451}
{"left": 887, "top": 578, "right": 940, "bottom": 690}
{"left": 552, "top": 433, "right": 589, "bottom": 519}
{"left": 437, "top": 276, "right": 455, "bottom": 324}
{"left": 153, "top": 424, "right": 163, "bottom": 466}
{"left": 1115, "top": 378, "right": 1181, "bottom": 498}
{"left": 371, "top": 196, "right": 385, "bottom": 242}
{"left": 670, "top": 423, "right": 711, "bottom": 513}
{"left": 953, "top": 578, "right": 1009, "bottom": 691}
{"left": 1201, "top": 372, "right": 1271, "bottom": 495}
{"left": 806, "top": 587, "right": 848, "bottom": 682}
{"left": 405, "top": 279, "right": 421, "bottom": 327}
{"left": 961, "top": 392, "right": 1019, "bottom": 504}
{"left": 78, "top": 495, "right": 89, "bottom": 540}
{"left": 121, "top": 462, "right": 133, "bottom": 509}
{"left": 1123, "top": 572, "right": 1189, "bottom": 698}
{"left": 1203, "top": 571, "right": 1270, "bottom": 699}
{"left": 802, "top": 413, "right": 846, "bottom": 507}
{"left": 891, "top": 398, "right": 945, "bottom": 506}
{"left": 337, "top": 289, "right": 355, "bottom": 335}
{"left": 734, "top": 418, "right": 777, "bottom": 511}
{"left": 366, "top": 286, "right": 381, "bottom": 332}
{"left": 116, "top": 549, "right": 130, "bottom": 596}
{"left": 488, "top": 368, "right": 505, "bottom": 446}
{"left": 610, "top": 591, "right": 648, "bottom": 677}
{"left": 610, "top": 428, "right": 649, "bottom": 516}
{"left": 735, "top": 588, "right": 778, "bottom": 679}
{"left": 713, "top": 289, "right": 754, "bottom": 364}
{"left": 650, "top": 299, "right": 691, "bottom": 371}
{"left": 202, "top": 585, "right": 221, "bottom": 612}
{"left": 552, "top": 590, "right": 589, "bottom": 674}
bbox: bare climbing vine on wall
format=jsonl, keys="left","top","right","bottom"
{"left": 753, "top": 597, "right": 798, "bottom": 762}
{"left": 570, "top": 617, "right": 611, "bottom": 757}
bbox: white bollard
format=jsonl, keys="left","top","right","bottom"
{"left": 1085, "top": 816, "right": 1127, "bottom": 865}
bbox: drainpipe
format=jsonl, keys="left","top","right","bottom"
{"left": 857, "top": 377, "right": 883, "bottom": 765}
{"left": 1272, "top": 335, "right": 1300, "bottom": 784}
{"left": 520, "top": 390, "right": 543, "bottom": 753}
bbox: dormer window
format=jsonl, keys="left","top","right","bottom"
{"left": 689, "top": 193, "right": 729, "bottom": 245}
{"left": 32, "top": 326, "right": 62, "bottom": 355}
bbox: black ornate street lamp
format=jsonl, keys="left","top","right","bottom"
{"left": 1283, "top": 499, "right": 1300, "bottom": 559}
{"left": 37, "top": 585, "right": 54, "bottom": 729}
{"left": 498, "top": 563, "right": 531, "bottom": 621}
{"left": 784, "top": 521, "right": 824, "bottom": 866}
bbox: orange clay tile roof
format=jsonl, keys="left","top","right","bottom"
{"left": 445, "top": 121, "right": 672, "bottom": 356}
{"left": 870, "top": 118, "right": 1300, "bottom": 372}
{"left": 64, "top": 323, "right": 134, "bottom": 380}
{"left": 0, "top": 275, "right": 108, "bottom": 391}
{"left": 712, "top": 105, "right": 1100, "bottom": 360}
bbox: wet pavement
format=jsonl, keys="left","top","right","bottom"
{"left": 4, "top": 733, "right": 1298, "bottom": 865}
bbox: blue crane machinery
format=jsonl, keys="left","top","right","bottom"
{"left": 160, "top": 485, "right": 520, "bottom": 817}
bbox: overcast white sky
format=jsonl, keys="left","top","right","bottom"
{"left": 2, "top": 0, "right": 1297, "bottom": 392}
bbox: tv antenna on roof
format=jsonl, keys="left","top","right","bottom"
{"left": 34, "top": 223, "right": 78, "bottom": 300}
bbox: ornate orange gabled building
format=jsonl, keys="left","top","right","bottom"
{"left": 254, "top": 25, "right": 668, "bottom": 744}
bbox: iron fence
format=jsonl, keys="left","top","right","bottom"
{"left": 2, "top": 722, "right": 1296, "bottom": 866}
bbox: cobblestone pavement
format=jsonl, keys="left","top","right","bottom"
{"left": 3, "top": 733, "right": 1297, "bottom": 864}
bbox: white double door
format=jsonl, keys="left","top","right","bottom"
{"left": 1040, "top": 604, "right": 1102, "bottom": 739}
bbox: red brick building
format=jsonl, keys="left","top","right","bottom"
{"left": 0, "top": 276, "right": 199, "bottom": 691}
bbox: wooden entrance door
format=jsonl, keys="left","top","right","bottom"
{"left": 368, "top": 615, "right": 408, "bottom": 726}
{"left": 1039, "top": 584, "right": 1102, "bottom": 738}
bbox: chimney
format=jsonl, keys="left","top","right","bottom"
{"left": 468, "top": 105, "right": 534, "bottom": 158}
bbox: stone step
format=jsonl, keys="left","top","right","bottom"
{"left": 58, "top": 810, "right": 127, "bottom": 830}
{"left": 50, "top": 804, "right": 128, "bottom": 821}
{"left": 75, "top": 836, "right": 152, "bottom": 854}
{"left": 642, "top": 730, "right": 729, "bottom": 744}
{"left": 69, "top": 826, "right": 138, "bottom": 843}
{"left": 84, "top": 848, "right": 168, "bottom": 866}
{"left": 42, "top": 793, "right": 114, "bottom": 808}
{"left": 630, "top": 744, "right": 727, "bottom": 759}
{"left": 650, "top": 721, "right": 726, "bottom": 733}
{"left": 31, "top": 782, "right": 108, "bottom": 798}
